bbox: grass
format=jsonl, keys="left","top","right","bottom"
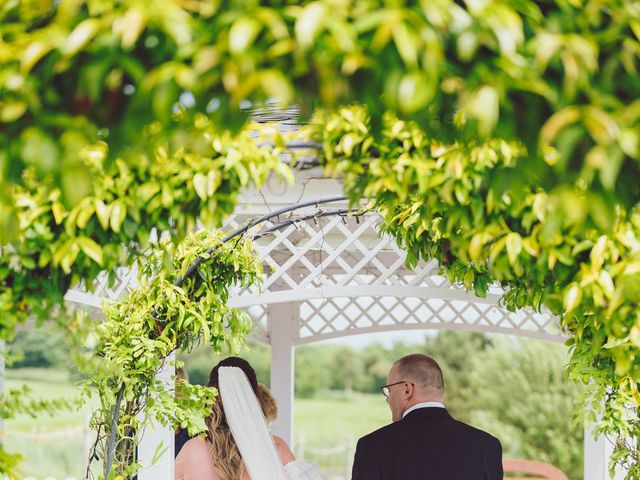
{"left": 293, "top": 391, "right": 391, "bottom": 478}
{"left": 5, "top": 368, "right": 91, "bottom": 432}
{"left": 294, "top": 390, "right": 390, "bottom": 444}
{"left": 4, "top": 369, "right": 94, "bottom": 479}
{"left": 4, "top": 369, "right": 391, "bottom": 479}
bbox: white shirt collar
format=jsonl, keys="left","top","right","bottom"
{"left": 402, "top": 401, "right": 445, "bottom": 419}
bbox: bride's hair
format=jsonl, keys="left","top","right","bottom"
{"left": 206, "top": 356, "right": 260, "bottom": 480}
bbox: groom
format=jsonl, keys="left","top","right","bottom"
{"left": 352, "top": 353, "right": 503, "bottom": 479}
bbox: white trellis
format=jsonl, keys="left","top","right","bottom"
{"left": 64, "top": 168, "right": 619, "bottom": 479}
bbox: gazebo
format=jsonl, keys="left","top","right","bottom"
{"left": 65, "top": 167, "right": 620, "bottom": 480}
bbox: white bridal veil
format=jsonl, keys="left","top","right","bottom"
{"left": 218, "top": 366, "right": 288, "bottom": 480}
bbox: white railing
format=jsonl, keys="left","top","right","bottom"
{"left": 294, "top": 433, "right": 357, "bottom": 480}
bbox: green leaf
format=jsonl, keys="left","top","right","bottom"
{"left": 229, "top": 17, "right": 261, "bottom": 54}
{"left": 21, "top": 40, "right": 54, "bottom": 74}
{"left": 51, "top": 203, "right": 65, "bottom": 225}
{"left": 463, "top": 270, "right": 475, "bottom": 290}
{"left": 505, "top": 232, "right": 522, "bottom": 265}
{"left": 94, "top": 200, "right": 111, "bottom": 230}
{"left": 77, "top": 236, "right": 104, "bottom": 265}
{"left": 109, "top": 201, "right": 127, "bottom": 233}
{"left": 20, "top": 128, "right": 60, "bottom": 173}
{"left": 151, "top": 442, "right": 169, "bottom": 465}
{"left": 0, "top": 101, "right": 27, "bottom": 122}
{"left": 466, "top": 86, "right": 499, "bottom": 137}
{"left": 540, "top": 107, "right": 581, "bottom": 145}
{"left": 469, "top": 232, "right": 491, "bottom": 262}
{"left": 59, "top": 241, "right": 80, "bottom": 274}
{"left": 63, "top": 19, "right": 101, "bottom": 57}
{"left": 397, "top": 72, "right": 434, "bottom": 114}
{"left": 296, "top": 2, "right": 327, "bottom": 48}
{"left": 259, "top": 70, "right": 294, "bottom": 104}
{"left": 563, "top": 283, "right": 583, "bottom": 314}
{"left": 75, "top": 202, "right": 95, "bottom": 229}
{"left": 120, "top": 6, "right": 147, "bottom": 49}
{"left": 590, "top": 235, "right": 607, "bottom": 269}
{"left": 392, "top": 21, "right": 418, "bottom": 67}
{"left": 193, "top": 173, "right": 208, "bottom": 200}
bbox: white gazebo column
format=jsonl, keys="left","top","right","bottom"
{"left": 269, "top": 302, "right": 299, "bottom": 446}
{"left": 138, "top": 353, "right": 175, "bottom": 480}
{"left": 585, "top": 423, "right": 626, "bottom": 480}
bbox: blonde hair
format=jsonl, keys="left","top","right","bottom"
{"left": 258, "top": 383, "right": 277, "bottom": 423}
{"left": 206, "top": 400, "right": 245, "bottom": 480}
{"left": 176, "top": 366, "right": 189, "bottom": 383}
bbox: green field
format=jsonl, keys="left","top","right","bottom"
{"left": 4, "top": 369, "right": 390, "bottom": 479}
{"left": 293, "top": 392, "right": 391, "bottom": 478}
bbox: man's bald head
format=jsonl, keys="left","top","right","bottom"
{"left": 393, "top": 353, "right": 444, "bottom": 400}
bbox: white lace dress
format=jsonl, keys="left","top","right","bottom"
{"left": 283, "top": 460, "right": 325, "bottom": 480}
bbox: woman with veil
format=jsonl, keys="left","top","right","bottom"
{"left": 175, "top": 357, "right": 324, "bottom": 480}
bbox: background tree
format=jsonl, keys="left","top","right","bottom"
{"left": 180, "top": 341, "right": 271, "bottom": 387}
{"left": 7, "top": 329, "right": 70, "bottom": 369}
{"left": 468, "top": 339, "right": 584, "bottom": 479}
{"left": 422, "top": 331, "right": 493, "bottom": 421}
{"left": 295, "top": 345, "right": 334, "bottom": 398}
{"left": 327, "top": 346, "right": 365, "bottom": 394}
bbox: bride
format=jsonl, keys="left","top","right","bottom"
{"left": 175, "top": 357, "right": 324, "bottom": 480}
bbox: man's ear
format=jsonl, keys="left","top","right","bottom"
{"left": 404, "top": 382, "right": 414, "bottom": 398}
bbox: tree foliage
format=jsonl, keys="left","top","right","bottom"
{"left": 2, "top": 0, "right": 638, "bottom": 212}
{"left": 308, "top": 105, "right": 640, "bottom": 477}
{"left": 1, "top": 0, "right": 639, "bottom": 476}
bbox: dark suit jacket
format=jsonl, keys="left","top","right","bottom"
{"left": 352, "top": 407, "right": 503, "bottom": 480}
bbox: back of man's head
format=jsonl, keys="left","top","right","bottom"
{"left": 394, "top": 353, "right": 444, "bottom": 401}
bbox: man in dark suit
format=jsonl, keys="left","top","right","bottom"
{"left": 352, "top": 353, "right": 503, "bottom": 480}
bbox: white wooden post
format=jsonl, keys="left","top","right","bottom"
{"left": 585, "top": 423, "right": 626, "bottom": 480}
{"left": 269, "top": 302, "right": 298, "bottom": 446}
{"left": 138, "top": 353, "right": 175, "bottom": 480}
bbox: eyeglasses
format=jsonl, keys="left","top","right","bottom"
{"left": 380, "top": 380, "right": 412, "bottom": 398}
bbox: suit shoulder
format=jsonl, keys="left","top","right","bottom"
{"left": 358, "top": 421, "right": 403, "bottom": 447}
{"left": 454, "top": 419, "right": 502, "bottom": 446}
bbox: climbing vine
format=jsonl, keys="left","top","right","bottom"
{"left": 85, "top": 229, "right": 261, "bottom": 478}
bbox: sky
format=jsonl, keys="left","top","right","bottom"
{"left": 317, "top": 330, "right": 435, "bottom": 350}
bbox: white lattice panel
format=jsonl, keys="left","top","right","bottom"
{"left": 225, "top": 209, "right": 564, "bottom": 343}
{"left": 297, "top": 296, "right": 562, "bottom": 344}
{"left": 64, "top": 266, "right": 139, "bottom": 313}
